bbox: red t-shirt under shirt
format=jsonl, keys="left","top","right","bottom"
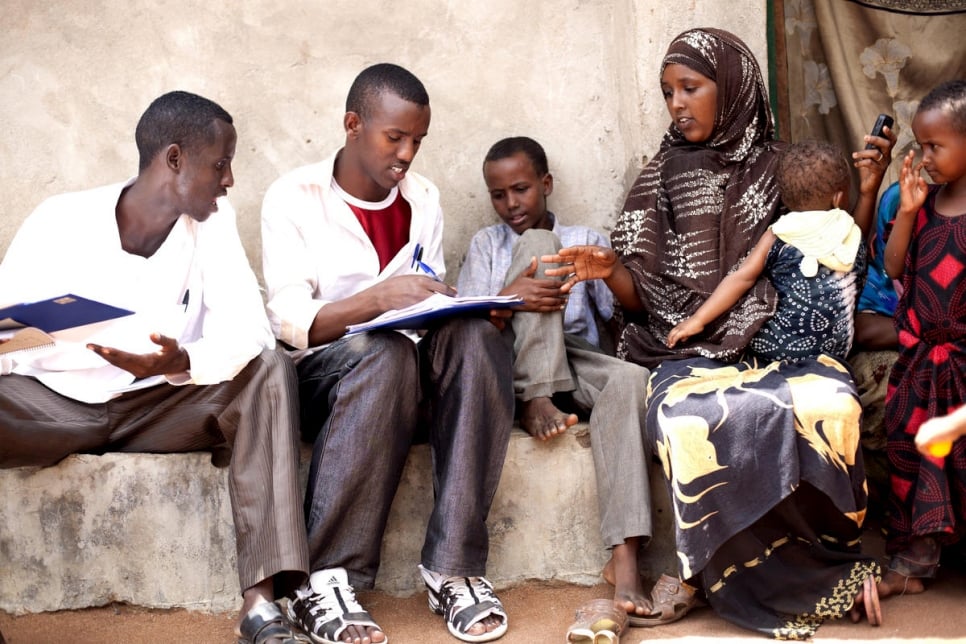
{"left": 333, "top": 181, "right": 412, "bottom": 272}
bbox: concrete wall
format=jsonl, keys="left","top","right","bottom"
{"left": 0, "top": 430, "right": 679, "bottom": 613}
{"left": 0, "top": 0, "right": 767, "bottom": 281}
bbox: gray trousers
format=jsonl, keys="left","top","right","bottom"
{"left": 0, "top": 348, "right": 310, "bottom": 594}
{"left": 508, "top": 229, "right": 653, "bottom": 547}
{"left": 296, "top": 317, "right": 514, "bottom": 589}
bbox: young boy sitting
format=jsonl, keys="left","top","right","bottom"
{"left": 668, "top": 139, "right": 869, "bottom": 362}
{"left": 457, "top": 136, "right": 656, "bottom": 622}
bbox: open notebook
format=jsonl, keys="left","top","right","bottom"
{"left": 0, "top": 327, "right": 55, "bottom": 355}
{"left": 346, "top": 293, "right": 523, "bottom": 334}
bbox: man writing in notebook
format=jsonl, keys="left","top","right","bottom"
{"left": 0, "top": 91, "right": 311, "bottom": 644}
{"left": 261, "top": 63, "right": 514, "bottom": 643}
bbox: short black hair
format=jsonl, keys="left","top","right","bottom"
{"left": 918, "top": 79, "right": 966, "bottom": 135}
{"left": 134, "top": 91, "right": 233, "bottom": 171}
{"left": 345, "top": 63, "right": 429, "bottom": 119}
{"left": 483, "top": 136, "right": 549, "bottom": 176}
{"left": 777, "top": 140, "right": 850, "bottom": 211}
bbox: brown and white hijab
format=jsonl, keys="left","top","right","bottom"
{"left": 612, "top": 27, "right": 787, "bottom": 368}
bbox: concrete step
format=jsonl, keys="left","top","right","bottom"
{"left": 0, "top": 425, "right": 675, "bottom": 614}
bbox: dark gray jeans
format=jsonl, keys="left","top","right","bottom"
{"left": 296, "top": 317, "right": 513, "bottom": 589}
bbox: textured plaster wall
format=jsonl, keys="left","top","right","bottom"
{"left": 0, "top": 430, "right": 679, "bottom": 612}
{"left": 0, "top": 0, "right": 766, "bottom": 283}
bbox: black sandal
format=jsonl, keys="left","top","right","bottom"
{"left": 238, "top": 601, "right": 310, "bottom": 644}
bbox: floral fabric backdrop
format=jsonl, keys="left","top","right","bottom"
{"left": 776, "top": 0, "right": 966, "bottom": 193}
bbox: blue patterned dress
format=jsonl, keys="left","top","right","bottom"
{"left": 749, "top": 240, "right": 867, "bottom": 361}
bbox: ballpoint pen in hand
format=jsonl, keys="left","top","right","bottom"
{"left": 412, "top": 243, "right": 442, "bottom": 281}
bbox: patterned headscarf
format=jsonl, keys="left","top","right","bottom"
{"left": 611, "top": 27, "right": 785, "bottom": 368}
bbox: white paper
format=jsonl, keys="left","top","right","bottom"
{"left": 3, "top": 310, "right": 186, "bottom": 403}
{"left": 346, "top": 293, "right": 523, "bottom": 334}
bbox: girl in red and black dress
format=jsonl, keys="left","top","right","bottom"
{"left": 882, "top": 79, "right": 966, "bottom": 598}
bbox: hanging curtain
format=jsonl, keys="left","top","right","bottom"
{"left": 773, "top": 0, "right": 966, "bottom": 190}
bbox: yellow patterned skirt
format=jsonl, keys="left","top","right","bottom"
{"left": 648, "top": 354, "right": 879, "bottom": 639}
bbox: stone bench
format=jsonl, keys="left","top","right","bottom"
{"left": 0, "top": 425, "right": 676, "bottom": 615}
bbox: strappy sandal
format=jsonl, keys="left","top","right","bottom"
{"left": 238, "top": 601, "right": 310, "bottom": 644}
{"left": 287, "top": 568, "right": 387, "bottom": 644}
{"left": 566, "top": 598, "right": 628, "bottom": 643}
{"left": 628, "top": 574, "right": 705, "bottom": 627}
{"left": 419, "top": 565, "right": 508, "bottom": 642}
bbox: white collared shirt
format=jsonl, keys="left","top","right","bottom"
{"left": 0, "top": 180, "right": 273, "bottom": 402}
{"left": 261, "top": 151, "right": 445, "bottom": 358}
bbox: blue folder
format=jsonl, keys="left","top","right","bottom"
{"left": 0, "top": 294, "right": 135, "bottom": 333}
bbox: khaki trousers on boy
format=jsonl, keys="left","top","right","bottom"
{"left": 507, "top": 229, "right": 654, "bottom": 547}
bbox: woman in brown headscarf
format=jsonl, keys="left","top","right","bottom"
{"left": 549, "top": 28, "right": 894, "bottom": 639}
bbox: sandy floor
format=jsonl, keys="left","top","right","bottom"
{"left": 4, "top": 520, "right": 966, "bottom": 643}
{"left": 4, "top": 571, "right": 966, "bottom": 644}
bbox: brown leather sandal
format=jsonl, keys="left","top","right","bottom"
{"left": 850, "top": 574, "right": 883, "bottom": 626}
{"left": 863, "top": 574, "right": 883, "bottom": 626}
{"left": 566, "top": 598, "right": 628, "bottom": 643}
{"left": 628, "top": 574, "right": 705, "bottom": 627}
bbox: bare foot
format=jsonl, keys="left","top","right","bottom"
{"left": 520, "top": 397, "right": 578, "bottom": 440}
{"left": 850, "top": 589, "right": 864, "bottom": 623}
{"left": 877, "top": 569, "right": 925, "bottom": 598}
{"left": 236, "top": 580, "right": 272, "bottom": 638}
{"left": 603, "top": 539, "right": 651, "bottom": 618}
{"left": 463, "top": 614, "right": 504, "bottom": 637}
{"left": 337, "top": 624, "right": 386, "bottom": 643}
{"left": 878, "top": 537, "right": 937, "bottom": 599}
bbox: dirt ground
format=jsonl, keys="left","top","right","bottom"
{"left": 4, "top": 522, "right": 966, "bottom": 644}
{"left": 4, "top": 571, "right": 966, "bottom": 644}
{"left": 1, "top": 582, "right": 600, "bottom": 644}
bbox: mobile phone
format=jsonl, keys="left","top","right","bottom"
{"left": 865, "top": 113, "right": 894, "bottom": 149}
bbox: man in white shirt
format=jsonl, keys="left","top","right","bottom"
{"left": 261, "top": 64, "right": 514, "bottom": 643}
{"left": 0, "top": 91, "right": 310, "bottom": 644}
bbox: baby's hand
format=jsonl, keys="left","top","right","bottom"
{"left": 667, "top": 318, "right": 703, "bottom": 348}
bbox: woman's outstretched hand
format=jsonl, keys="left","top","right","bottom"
{"left": 541, "top": 245, "right": 617, "bottom": 294}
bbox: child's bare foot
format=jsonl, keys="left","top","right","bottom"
{"left": 877, "top": 569, "right": 925, "bottom": 597}
{"left": 878, "top": 536, "right": 937, "bottom": 598}
{"left": 520, "top": 397, "right": 577, "bottom": 440}
{"left": 603, "top": 539, "right": 650, "bottom": 618}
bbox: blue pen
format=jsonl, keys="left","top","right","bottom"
{"left": 412, "top": 243, "right": 442, "bottom": 281}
